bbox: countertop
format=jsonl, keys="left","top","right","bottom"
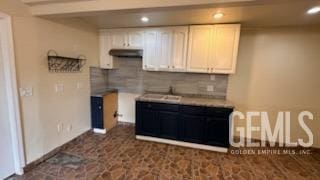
{"left": 91, "top": 88, "right": 118, "bottom": 97}
{"left": 136, "top": 94, "right": 234, "bottom": 109}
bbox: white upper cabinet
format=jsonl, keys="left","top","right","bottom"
{"left": 143, "top": 29, "right": 158, "bottom": 71}
{"left": 108, "top": 28, "right": 144, "bottom": 49}
{"left": 211, "top": 24, "right": 240, "bottom": 74}
{"left": 187, "top": 25, "right": 213, "bottom": 73}
{"left": 187, "top": 24, "right": 241, "bottom": 74}
{"left": 127, "top": 30, "right": 144, "bottom": 49}
{"left": 110, "top": 30, "right": 127, "bottom": 48}
{"left": 171, "top": 26, "right": 188, "bottom": 72}
{"left": 100, "top": 24, "right": 240, "bottom": 73}
{"left": 143, "top": 26, "right": 189, "bottom": 72}
{"left": 99, "top": 28, "right": 144, "bottom": 69}
{"left": 157, "top": 28, "right": 173, "bottom": 71}
{"left": 100, "top": 30, "right": 114, "bottom": 69}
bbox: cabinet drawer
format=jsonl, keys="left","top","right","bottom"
{"left": 138, "top": 102, "right": 179, "bottom": 112}
{"left": 180, "top": 105, "right": 206, "bottom": 115}
{"left": 206, "top": 107, "right": 233, "bottom": 118}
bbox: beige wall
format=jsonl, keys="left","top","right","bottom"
{"left": 227, "top": 26, "right": 320, "bottom": 148}
{"left": 0, "top": 0, "right": 99, "bottom": 163}
{"left": 1, "top": 1, "right": 319, "bottom": 165}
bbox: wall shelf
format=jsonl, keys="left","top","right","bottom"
{"left": 47, "top": 50, "right": 86, "bottom": 73}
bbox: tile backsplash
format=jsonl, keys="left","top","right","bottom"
{"left": 90, "top": 67, "right": 108, "bottom": 94}
{"left": 105, "top": 58, "right": 229, "bottom": 98}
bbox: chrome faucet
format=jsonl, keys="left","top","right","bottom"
{"left": 168, "top": 86, "right": 174, "bottom": 95}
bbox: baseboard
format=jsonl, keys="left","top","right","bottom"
{"left": 93, "top": 128, "right": 106, "bottom": 134}
{"left": 117, "top": 121, "right": 135, "bottom": 126}
{"left": 136, "top": 135, "right": 228, "bottom": 153}
{"left": 117, "top": 119, "right": 135, "bottom": 124}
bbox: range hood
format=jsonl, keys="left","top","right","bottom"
{"left": 109, "top": 49, "right": 143, "bottom": 58}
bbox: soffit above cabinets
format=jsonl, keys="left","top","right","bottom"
{"left": 80, "top": 0, "right": 320, "bottom": 28}
{"left": 22, "top": 0, "right": 320, "bottom": 28}
{"left": 21, "top": 0, "right": 256, "bottom": 16}
{"left": 21, "top": 0, "right": 94, "bottom": 5}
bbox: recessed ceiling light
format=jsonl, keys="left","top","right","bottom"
{"left": 307, "top": 6, "right": 320, "bottom": 14}
{"left": 213, "top": 13, "right": 224, "bottom": 19}
{"left": 141, "top": 17, "right": 149, "bottom": 23}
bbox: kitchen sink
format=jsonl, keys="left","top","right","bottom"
{"left": 143, "top": 94, "right": 166, "bottom": 99}
{"left": 163, "top": 95, "right": 181, "bottom": 102}
{"left": 143, "top": 94, "right": 181, "bottom": 102}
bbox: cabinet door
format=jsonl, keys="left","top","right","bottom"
{"left": 158, "top": 28, "right": 173, "bottom": 71}
{"left": 103, "top": 93, "right": 118, "bottom": 130}
{"left": 91, "top": 97, "right": 103, "bottom": 129}
{"left": 159, "top": 111, "right": 179, "bottom": 140}
{"left": 143, "top": 30, "right": 158, "bottom": 71}
{"left": 139, "top": 109, "right": 160, "bottom": 137}
{"left": 181, "top": 114, "right": 205, "bottom": 144}
{"left": 99, "top": 31, "right": 113, "bottom": 69}
{"left": 127, "top": 30, "right": 144, "bottom": 49}
{"left": 110, "top": 30, "right": 127, "bottom": 48}
{"left": 187, "top": 25, "right": 213, "bottom": 73}
{"left": 205, "top": 118, "right": 229, "bottom": 147}
{"left": 211, "top": 24, "right": 240, "bottom": 74}
{"left": 171, "top": 26, "right": 188, "bottom": 72}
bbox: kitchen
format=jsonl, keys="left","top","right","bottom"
{"left": 0, "top": 0, "right": 320, "bottom": 179}
{"left": 91, "top": 24, "right": 239, "bottom": 152}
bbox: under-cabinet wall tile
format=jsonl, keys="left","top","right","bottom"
{"left": 106, "top": 58, "right": 228, "bottom": 98}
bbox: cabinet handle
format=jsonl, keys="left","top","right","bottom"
{"left": 123, "top": 43, "right": 126, "bottom": 46}
{"left": 127, "top": 43, "right": 130, "bottom": 46}
{"left": 172, "top": 66, "right": 175, "bottom": 68}
{"left": 98, "top": 106, "right": 102, "bottom": 109}
{"left": 167, "top": 66, "right": 170, "bottom": 68}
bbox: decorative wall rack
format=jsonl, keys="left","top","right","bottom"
{"left": 47, "top": 50, "right": 86, "bottom": 73}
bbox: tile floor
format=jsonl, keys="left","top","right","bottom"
{"left": 9, "top": 124, "right": 320, "bottom": 180}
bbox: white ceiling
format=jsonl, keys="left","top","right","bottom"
{"left": 75, "top": 0, "right": 320, "bottom": 28}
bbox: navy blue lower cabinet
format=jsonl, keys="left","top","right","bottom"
{"left": 91, "top": 96, "right": 103, "bottom": 129}
{"left": 181, "top": 114, "right": 205, "bottom": 144}
{"left": 140, "top": 108, "right": 160, "bottom": 137}
{"left": 135, "top": 101, "right": 233, "bottom": 148}
{"left": 158, "top": 111, "right": 179, "bottom": 140}
{"left": 204, "top": 118, "right": 229, "bottom": 147}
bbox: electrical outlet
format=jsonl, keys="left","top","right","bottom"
{"left": 76, "top": 82, "right": 83, "bottom": 89}
{"left": 210, "top": 75, "right": 216, "bottom": 81}
{"left": 19, "top": 87, "right": 33, "bottom": 97}
{"left": 207, "top": 85, "right": 214, "bottom": 92}
{"left": 57, "top": 123, "right": 63, "bottom": 133}
{"left": 67, "top": 125, "right": 72, "bottom": 132}
{"left": 55, "top": 84, "right": 64, "bottom": 92}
